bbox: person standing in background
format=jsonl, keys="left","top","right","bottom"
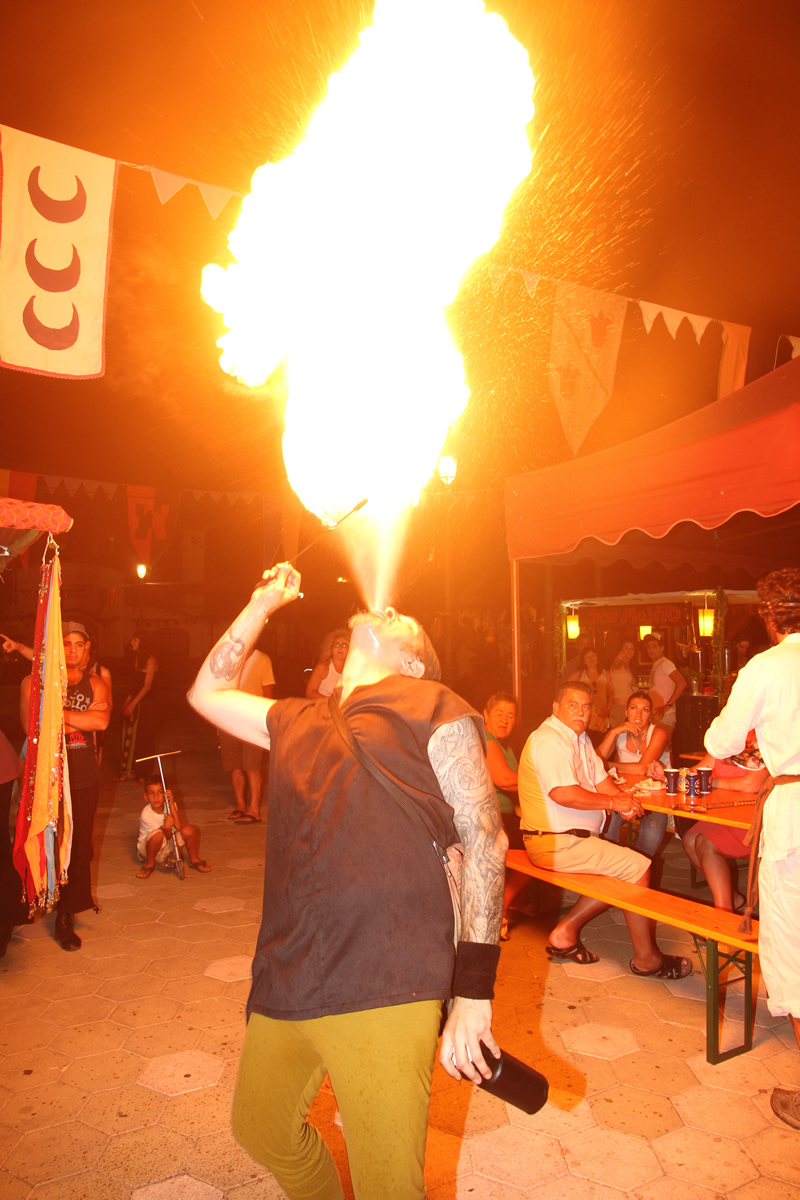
{"left": 220, "top": 639, "right": 275, "bottom": 824}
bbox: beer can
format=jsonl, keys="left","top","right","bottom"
{"left": 686, "top": 771, "right": 700, "bottom": 799}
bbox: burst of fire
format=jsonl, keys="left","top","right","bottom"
{"left": 202, "top": 0, "right": 533, "bottom": 606}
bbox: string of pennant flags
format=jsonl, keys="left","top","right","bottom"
{"left": 1, "top": 122, "right": 798, "bottom": 455}
{"left": 486, "top": 261, "right": 800, "bottom": 454}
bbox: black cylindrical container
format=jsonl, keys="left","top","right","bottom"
{"left": 466, "top": 1043, "right": 548, "bottom": 1114}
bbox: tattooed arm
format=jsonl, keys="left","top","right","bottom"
{"left": 188, "top": 563, "right": 300, "bottom": 748}
{"left": 429, "top": 716, "right": 508, "bottom": 1082}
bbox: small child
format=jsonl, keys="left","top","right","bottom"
{"left": 136, "top": 776, "right": 210, "bottom": 877}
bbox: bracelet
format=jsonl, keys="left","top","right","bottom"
{"left": 452, "top": 941, "right": 501, "bottom": 1000}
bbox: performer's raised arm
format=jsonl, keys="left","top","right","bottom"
{"left": 188, "top": 562, "right": 301, "bottom": 747}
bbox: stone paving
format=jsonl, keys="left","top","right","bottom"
{"left": 2, "top": 718, "right": 800, "bottom": 1199}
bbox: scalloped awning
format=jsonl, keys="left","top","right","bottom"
{"left": 505, "top": 356, "right": 800, "bottom": 565}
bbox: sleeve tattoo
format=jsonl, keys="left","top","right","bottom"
{"left": 429, "top": 718, "right": 508, "bottom": 943}
{"left": 209, "top": 635, "right": 246, "bottom": 681}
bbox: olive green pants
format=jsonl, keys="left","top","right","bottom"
{"left": 232, "top": 999, "right": 442, "bottom": 1200}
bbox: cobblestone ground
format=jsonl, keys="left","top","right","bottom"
{"left": 2, "top": 701, "right": 799, "bottom": 1199}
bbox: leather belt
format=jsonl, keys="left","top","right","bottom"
{"left": 522, "top": 828, "right": 592, "bottom": 839}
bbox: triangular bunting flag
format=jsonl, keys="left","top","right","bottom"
{"left": 549, "top": 281, "right": 628, "bottom": 455}
{"left": 99, "top": 480, "right": 118, "bottom": 499}
{"left": 150, "top": 168, "right": 188, "bottom": 205}
{"left": 62, "top": 477, "right": 84, "bottom": 497}
{"left": 197, "top": 182, "right": 234, "bottom": 220}
{"left": 520, "top": 271, "right": 540, "bottom": 298}
{"left": 42, "top": 476, "right": 62, "bottom": 494}
{"left": 639, "top": 301, "right": 685, "bottom": 338}
{"left": 82, "top": 478, "right": 101, "bottom": 499}
{"left": 686, "top": 312, "right": 713, "bottom": 342}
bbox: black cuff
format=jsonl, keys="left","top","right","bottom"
{"left": 452, "top": 940, "right": 502, "bottom": 999}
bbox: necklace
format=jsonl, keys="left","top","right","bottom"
{"left": 629, "top": 729, "right": 647, "bottom": 756}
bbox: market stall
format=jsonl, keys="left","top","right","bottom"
{"left": 504, "top": 356, "right": 800, "bottom": 702}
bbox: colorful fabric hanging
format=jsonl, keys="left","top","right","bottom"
{"left": 13, "top": 537, "right": 72, "bottom": 913}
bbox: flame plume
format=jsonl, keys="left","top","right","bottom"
{"left": 202, "top": 0, "right": 534, "bottom": 607}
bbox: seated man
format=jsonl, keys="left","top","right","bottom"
{"left": 136, "top": 777, "right": 211, "bottom": 877}
{"left": 518, "top": 681, "right": 692, "bottom": 979}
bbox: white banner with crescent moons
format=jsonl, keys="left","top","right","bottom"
{"left": 0, "top": 126, "right": 117, "bottom": 378}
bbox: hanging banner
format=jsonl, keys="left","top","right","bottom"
{"left": 0, "top": 126, "right": 117, "bottom": 379}
{"left": 127, "top": 484, "right": 179, "bottom": 568}
{"left": 549, "top": 281, "right": 628, "bottom": 454}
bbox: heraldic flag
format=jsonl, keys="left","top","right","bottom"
{"left": 0, "top": 126, "right": 117, "bottom": 378}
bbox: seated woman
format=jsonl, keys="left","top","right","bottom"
{"left": 483, "top": 692, "right": 527, "bottom": 941}
{"left": 568, "top": 646, "right": 612, "bottom": 747}
{"left": 681, "top": 737, "right": 768, "bottom": 912}
{"left": 597, "top": 691, "right": 671, "bottom": 858}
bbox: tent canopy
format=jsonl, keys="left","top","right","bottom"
{"left": 0, "top": 497, "right": 72, "bottom": 573}
{"left": 505, "top": 356, "right": 800, "bottom": 567}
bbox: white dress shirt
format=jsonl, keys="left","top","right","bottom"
{"left": 518, "top": 715, "right": 609, "bottom": 835}
{"left": 705, "top": 632, "right": 800, "bottom": 863}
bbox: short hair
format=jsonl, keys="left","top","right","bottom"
{"left": 418, "top": 625, "right": 441, "bottom": 681}
{"left": 758, "top": 568, "right": 800, "bottom": 635}
{"left": 642, "top": 634, "right": 663, "bottom": 647}
{"left": 554, "top": 680, "right": 593, "bottom": 704}
{"left": 145, "top": 775, "right": 163, "bottom": 792}
{"left": 626, "top": 689, "right": 652, "bottom": 709}
{"left": 484, "top": 691, "right": 517, "bottom": 714}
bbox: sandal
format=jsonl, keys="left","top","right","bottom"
{"left": 228, "top": 811, "right": 248, "bottom": 821}
{"left": 233, "top": 813, "right": 261, "bottom": 824}
{"left": 500, "top": 917, "right": 510, "bottom": 941}
{"left": 545, "top": 939, "right": 599, "bottom": 965}
{"left": 630, "top": 954, "right": 692, "bottom": 979}
{"left": 188, "top": 860, "right": 211, "bottom": 872}
{"left": 136, "top": 866, "right": 154, "bottom": 878}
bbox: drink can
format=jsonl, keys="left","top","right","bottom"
{"left": 678, "top": 768, "right": 689, "bottom": 794}
{"left": 686, "top": 771, "right": 700, "bottom": 799}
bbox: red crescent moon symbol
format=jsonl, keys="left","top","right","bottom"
{"left": 27, "top": 166, "right": 87, "bottom": 223}
{"left": 22, "top": 297, "right": 80, "bottom": 350}
{"left": 25, "top": 240, "right": 81, "bottom": 293}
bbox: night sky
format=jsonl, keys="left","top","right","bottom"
{"left": 1, "top": 0, "right": 798, "bottom": 606}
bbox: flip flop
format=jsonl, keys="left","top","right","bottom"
{"left": 136, "top": 866, "right": 154, "bottom": 878}
{"left": 630, "top": 954, "right": 692, "bottom": 979}
{"left": 188, "top": 860, "right": 212, "bottom": 872}
{"left": 228, "top": 811, "right": 248, "bottom": 821}
{"left": 232, "top": 813, "right": 261, "bottom": 824}
{"left": 545, "top": 939, "right": 599, "bottom": 965}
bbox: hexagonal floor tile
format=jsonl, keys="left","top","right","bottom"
{"left": 204, "top": 955, "right": 252, "bottom": 982}
{"left": 130, "top": 1176, "right": 223, "bottom": 1200}
{"left": 137, "top": 1051, "right": 224, "bottom": 1096}
{"left": 672, "top": 1084, "right": 768, "bottom": 1137}
{"left": 79, "top": 1084, "right": 167, "bottom": 1135}
{"left": 742, "top": 1124, "right": 800, "bottom": 1187}
{"left": 652, "top": 1127, "right": 759, "bottom": 1192}
{"left": 561, "top": 1126, "right": 662, "bottom": 1191}
{"left": 0, "top": 1080, "right": 88, "bottom": 1132}
{"left": 96, "top": 1126, "right": 190, "bottom": 1188}
{"left": 194, "top": 897, "right": 246, "bottom": 914}
{"left": 467, "top": 1124, "right": 567, "bottom": 1189}
{"left": 4, "top": 1120, "right": 108, "bottom": 1185}
{"left": 562, "top": 1023, "right": 639, "bottom": 1059}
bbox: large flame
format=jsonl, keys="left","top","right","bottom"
{"left": 203, "top": 0, "right": 533, "bottom": 606}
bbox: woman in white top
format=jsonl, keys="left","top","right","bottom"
{"left": 597, "top": 691, "right": 670, "bottom": 858}
{"left": 608, "top": 638, "right": 637, "bottom": 726}
{"left": 305, "top": 628, "right": 351, "bottom": 699}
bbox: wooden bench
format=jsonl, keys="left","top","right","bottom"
{"left": 505, "top": 848, "right": 759, "bottom": 1065}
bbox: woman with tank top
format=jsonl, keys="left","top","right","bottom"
{"left": 597, "top": 691, "right": 671, "bottom": 859}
